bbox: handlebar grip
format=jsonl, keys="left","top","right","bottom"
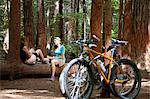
{"left": 112, "top": 39, "right": 128, "bottom": 45}
{"left": 118, "top": 40, "right": 128, "bottom": 45}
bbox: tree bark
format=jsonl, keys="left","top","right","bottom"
{"left": 118, "top": 0, "right": 123, "bottom": 39}
{"left": 103, "top": 0, "right": 112, "bottom": 50}
{"left": 123, "top": 0, "right": 150, "bottom": 70}
{"left": 130, "top": 0, "right": 149, "bottom": 58}
{"left": 45, "top": 0, "right": 55, "bottom": 38}
{"left": 3, "top": 0, "right": 21, "bottom": 80}
{"left": 16, "top": 63, "right": 66, "bottom": 76}
{"left": 59, "top": 0, "right": 64, "bottom": 41}
{"left": 49, "top": 0, "right": 55, "bottom": 37}
{"left": 8, "top": 0, "right": 21, "bottom": 61}
{"left": 90, "top": 0, "right": 104, "bottom": 52}
{"left": 75, "top": 0, "right": 80, "bottom": 39}
{"left": 132, "top": 0, "right": 150, "bottom": 70}
{"left": 82, "top": 0, "right": 86, "bottom": 39}
{"left": 122, "top": 0, "right": 133, "bottom": 57}
{"left": 37, "top": 0, "right": 46, "bottom": 56}
{"left": 23, "top": 0, "right": 34, "bottom": 48}
{"left": 147, "top": 0, "right": 150, "bottom": 70}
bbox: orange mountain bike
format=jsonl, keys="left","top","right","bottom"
{"left": 59, "top": 35, "right": 141, "bottom": 99}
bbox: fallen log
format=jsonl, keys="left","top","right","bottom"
{"left": 0, "top": 60, "right": 67, "bottom": 79}
{"left": 17, "top": 63, "right": 66, "bottom": 75}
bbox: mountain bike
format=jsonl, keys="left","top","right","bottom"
{"left": 59, "top": 35, "right": 141, "bottom": 99}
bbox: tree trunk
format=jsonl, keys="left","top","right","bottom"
{"left": 75, "top": 0, "right": 80, "bottom": 39}
{"left": 118, "top": 0, "right": 123, "bottom": 39}
{"left": 82, "top": 0, "right": 86, "bottom": 39}
{"left": 131, "top": 0, "right": 150, "bottom": 70}
{"left": 103, "top": 0, "right": 112, "bottom": 50}
{"left": 37, "top": 0, "right": 46, "bottom": 56}
{"left": 3, "top": 0, "right": 21, "bottom": 79}
{"left": 123, "top": 0, "right": 150, "bottom": 70}
{"left": 121, "top": 0, "right": 133, "bottom": 58}
{"left": 49, "top": 0, "right": 55, "bottom": 37}
{"left": 45, "top": 0, "right": 55, "bottom": 38}
{"left": 117, "top": 0, "right": 124, "bottom": 57}
{"left": 23, "top": 0, "right": 34, "bottom": 48}
{"left": 147, "top": 0, "right": 150, "bottom": 70}
{"left": 59, "top": 0, "right": 64, "bottom": 41}
{"left": 8, "top": 0, "right": 21, "bottom": 61}
{"left": 46, "top": 0, "right": 55, "bottom": 49}
{"left": 64, "top": 0, "right": 76, "bottom": 42}
{"left": 90, "top": 0, "right": 104, "bottom": 52}
{"left": 6, "top": 0, "right": 10, "bottom": 22}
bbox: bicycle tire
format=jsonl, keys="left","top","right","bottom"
{"left": 63, "top": 58, "right": 94, "bottom": 99}
{"left": 110, "top": 59, "right": 141, "bottom": 99}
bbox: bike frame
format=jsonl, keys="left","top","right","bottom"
{"left": 84, "top": 46, "right": 113, "bottom": 84}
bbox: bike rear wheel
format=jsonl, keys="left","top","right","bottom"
{"left": 110, "top": 59, "right": 141, "bottom": 99}
{"left": 63, "top": 59, "right": 94, "bottom": 99}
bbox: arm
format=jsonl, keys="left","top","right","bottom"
{"left": 60, "top": 45, "right": 65, "bottom": 59}
{"left": 47, "top": 56, "right": 55, "bottom": 59}
{"left": 22, "top": 46, "right": 32, "bottom": 57}
{"left": 61, "top": 54, "right": 65, "bottom": 59}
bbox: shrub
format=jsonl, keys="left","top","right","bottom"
{"left": 64, "top": 43, "right": 81, "bottom": 62}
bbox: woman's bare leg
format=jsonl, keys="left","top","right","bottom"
{"left": 50, "top": 59, "right": 61, "bottom": 81}
{"left": 36, "top": 49, "right": 45, "bottom": 61}
{"left": 51, "top": 60, "right": 56, "bottom": 77}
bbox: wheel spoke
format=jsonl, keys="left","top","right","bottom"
{"left": 64, "top": 60, "right": 93, "bottom": 99}
{"left": 110, "top": 59, "right": 141, "bottom": 99}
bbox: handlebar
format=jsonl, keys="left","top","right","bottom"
{"left": 72, "top": 39, "right": 128, "bottom": 46}
{"left": 112, "top": 39, "right": 128, "bottom": 46}
{"left": 71, "top": 39, "right": 94, "bottom": 45}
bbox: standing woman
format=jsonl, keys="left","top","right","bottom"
{"left": 49, "top": 37, "right": 66, "bottom": 81}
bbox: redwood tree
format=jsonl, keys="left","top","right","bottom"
{"left": 90, "top": 0, "right": 104, "bottom": 52}
{"left": 122, "top": 0, "right": 133, "bottom": 57}
{"left": 37, "top": 0, "right": 46, "bottom": 56}
{"left": 8, "top": 0, "right": 21, "bottom": 61}
{"left": 75, "top": 0, "right": 80, "bottom": 39}
{"left": 82, "top": 0, "right": 87, "bottom": 39}
{"left": 103, "top": 0, "right": 112, "bottom": 50}
{"left": 118, "top": 0, "right": 123, "bottom": 39}
{"left": 122, "top": 0, "right": 150, "bottom": 70}
{"left": 23, "top": 0, "right": 34, "bottom": 48}
{"left": 131, "top": 0, "right": 150, "bottom": 69}
{"left": 4, "top": 0, "right": 21, "bottom": 80}
{"left": 59, "top": 0, "right": 64, "bottom": 41}
{"left": 45, "top": 0, "right": 55, "bottom": 38}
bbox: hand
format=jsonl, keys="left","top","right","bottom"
{"left": 47, "top": 56, "right": 55, "bottom": 59}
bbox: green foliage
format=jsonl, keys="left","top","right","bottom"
{"left": 33, "top": 0, "right": 38, "bottom": 34}
{"left": 112, "top": 0, "right": 119, "bottom": 38}
{"left": 112, "top": 30, "right": 118, "bottom": 38}
{"left": 64, "top": 43, "right": 81, "bottom": 62}
{"left": 0, "top": 0, "right": 9, "bottom": 32}
{"left": 112, "top": 0, "right": 119, "bottom": 12}
{"left": 63, "top": 12, "right": 84, "bottom": 20}
{"left": 0, "top": 0, "right": 4, "bottom": 32}
{"left": 0, "top": 0, "right": 120, "bottom": 50}
{"left": 0, "top": 0, "right": 5, "bottom": 49}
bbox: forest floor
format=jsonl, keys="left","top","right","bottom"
{"left": 0, "top": 77, "right": 150, "bottom": 99}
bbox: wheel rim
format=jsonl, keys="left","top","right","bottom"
{"left": 65, "top": 63, "right": 91, "bottom": 98}
{"left": 114, "top": 64, "right": 136, "bottom": 95}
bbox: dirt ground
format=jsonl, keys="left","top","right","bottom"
{"left": 0, "top": 77, "right": 150, "bottom": 99}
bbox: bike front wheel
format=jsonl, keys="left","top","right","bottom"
{"left": 110, "top": 59, "right": 141, "bottom": 99}
{"left": 63, "top": 59, "right": 94, "bottom": 99}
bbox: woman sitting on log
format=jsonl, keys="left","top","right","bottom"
{"left": 48, "top": 37, "right": 66, "bottom": 81}
{"left": 20, "top": 38, "right": 49, "bottom": 65}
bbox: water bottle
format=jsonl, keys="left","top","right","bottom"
{"left": 96, "top": 59, "right": 106, "bottom": 72}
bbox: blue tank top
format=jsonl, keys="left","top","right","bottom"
{"left": 54, "top": 45, "right": 65, "bottom": 59}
